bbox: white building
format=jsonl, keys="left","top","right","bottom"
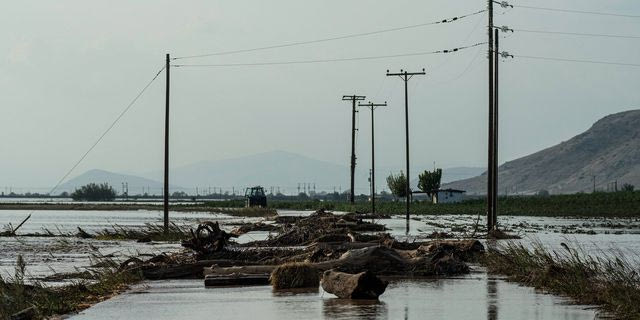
{"left": 436, "top": 189, "right": 466, "bottom": 203}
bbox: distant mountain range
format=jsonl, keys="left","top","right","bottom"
{"left": 59, "top": 151, "right": 483, "bottom": 195}
{"left": 445, "top": 109, "right": 640, "bottom": 195}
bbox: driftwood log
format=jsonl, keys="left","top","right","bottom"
{"left": 205, "top": 274, "right": 270, "bottom": 287}
{"left": 321, "top": 270, "right": 388, "bottom": 299}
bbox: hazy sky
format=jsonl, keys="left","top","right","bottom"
{"left": 2, "top": 0, "right": 640, "bottom": 190}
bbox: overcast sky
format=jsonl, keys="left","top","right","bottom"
{"left": 2, "top": 0, "right": 640, "bottom": 189}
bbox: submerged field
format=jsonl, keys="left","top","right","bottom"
{"left": 4, "top": 190, "right": 640, "bottom": 217}
{"left": 1, "top": 209, "right": 639, "bottom": 319}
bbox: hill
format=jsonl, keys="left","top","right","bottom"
{"left": 446, "top": 110, "right": 640, "bottom": 194}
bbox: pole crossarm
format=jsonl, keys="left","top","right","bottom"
{"left": 342, "top": 95, "right": 366, "bottom": 101}
{"left": 358, "top": 101, "right": 388, "bottom": 109}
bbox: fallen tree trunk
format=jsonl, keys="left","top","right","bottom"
{"left": 320, "top": 270, "right": 387, "bottom": 299}
{"left": 205, "top": 274, "right": 270, "bottom": 287}
{"left": 139, "top": 259, "right": 257, "bottom": 280}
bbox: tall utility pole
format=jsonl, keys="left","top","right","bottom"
{"left": 386, "top": 69, "right": 425, "bottom": 232}
{"left": 343, "top": 95, "right": 366, "bottom": 203}
{"left": 487, "top": 0, "right": 496, "bottom": 232}
{"left": 492, "top": 29, "right": 500, "bottom": 230}
{"left": 358, "top": 101, "right": 387, "bottom": 215}
{"left": 163, "top": 53, "right": 170, "bottom": 232}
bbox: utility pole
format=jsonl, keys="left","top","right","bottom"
{"left": 491, "top": 28, "right": 500, "bottom": 232}
{"left": 359, "top": 101, "right": 387, "bottom": 215}
{"left": 387, "top": 69, "right": 425, "bottom": 232}
{"left": 486, "top": 0, "right": 496, "bottom": 232}
{"left": 163, "top": 53, "right": 170, "bottom": 232}
{"left": 343, "top": 95, "right": 366, "bottom": 203}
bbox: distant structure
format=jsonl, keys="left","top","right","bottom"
{"left": 413, "top": 188, "right": 466, "bottom": 204}
{"left": 435, "top": 189, "right": 466, "bottom": 204}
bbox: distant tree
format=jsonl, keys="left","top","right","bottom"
{"left": 386, "top": 172, "right": 408, "bottom": 199}
{"left": 71, "top": 183, "right": 116, "bottom": 201}
{"left": 622, "top": 183, "right": 635, "bottom": 192}
{"left": 537, "top": 189, "right": 550, "bottom": 197}
{"left": 418, "top": 168, "right": 443, "bottom": 203}
{"left": 59, "top": 191, "right": 69, "bottom": 198}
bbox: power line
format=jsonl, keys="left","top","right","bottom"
{"left": 514, "top": 28, "right": 640, "bottom": 40}
{"left": 172, "top": 9, "right": 486, "bottom": 60}
{"left": 514, "top": 4, "right": 640, "bottom": 19}
{"left": 48, "top": 65, "right": 166, "bottom": 195}
{"left": 172, "top": 42, "right": 486, "bottom": 68}
{"left": 514, "top": 55, "right": 640, "bottom": 68}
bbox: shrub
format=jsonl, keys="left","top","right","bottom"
{"left": 71, "top": 183, "right": 116, "bottom": 201}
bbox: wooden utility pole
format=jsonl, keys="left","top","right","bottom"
{"left": 492, "top": 28, "right": 500, "bottom": 231}
{"left": 358, "top": 101, "right": 387, "bottom": 215}
{"left": 163, "top": 53, "right": 170, "bottom": 232}
{"left": 386, "top": 69, "right": 425, "bottom": 232}
{"left": 343, "top": 95, "right": 366, "bottom": 203}
{"left": 487, "top": 0, "right": 496, "bottom": 232}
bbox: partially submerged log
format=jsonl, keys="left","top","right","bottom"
{"left": 205, "top": 274, "right": 270, "bottom": 287}
{"left": 0, "top": 214, "right": 31, "bottom": 236}
{"left": 76, "top": 227, "right": 94, "bottom": 239}
{"left": 321, "top": 270, "right": 387, "bottom": 299}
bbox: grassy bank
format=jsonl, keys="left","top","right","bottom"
{"left": 0, "top": 255, "right": 141, "bottom": 319}
{"left": 482, "top": 242, "right": 640, "bottom": 319}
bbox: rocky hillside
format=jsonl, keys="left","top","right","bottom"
{"left": 445, "top": 110, "right": 640, "bottom": 195}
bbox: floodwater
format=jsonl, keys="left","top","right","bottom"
{"left": 72, "top": 275, "right": 601, "bottom": 320}
{"left": 1, "top": 208, "right": 638, "bottom": 318}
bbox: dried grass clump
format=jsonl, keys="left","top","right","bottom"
{"left": 483, "top": 241, "right": 640, "bottom": 319}
{"left": 270, "top": 262, "right": 319, "bottom": 290}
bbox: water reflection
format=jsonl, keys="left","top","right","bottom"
{"left": 487, "top": 277, "right": 499, "bottom": 320}
{"left": 323, "top": 298, "right": 388, "bottom": 319}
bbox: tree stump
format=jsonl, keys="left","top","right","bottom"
{"left": 320, "top": 270, "right": 388, "bottom": 299}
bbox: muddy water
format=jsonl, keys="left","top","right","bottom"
{"left": 71, "top": 274, "right": 602, "bottom": 320}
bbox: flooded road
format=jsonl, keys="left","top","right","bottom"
{"left": 1, "top": 209, "right": 637, "bottom": 318}
{"left": 71, "top": 274, "right": 601, "bottom": 320}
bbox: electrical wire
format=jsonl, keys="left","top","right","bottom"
{"left": 172, "top": 9, "right": 487, "bottom": 60}
{"left": 514, "top": 4, "right": 640, "bottom": 18}
{"left": 47, "top": 65, "right": 166, "bottom": 195}
{"left": 514, "top": 28, "right": 640, "bottom": 40}
{"left": 514, "top": 55, "right": 640, "bottom": 68}
{"left": 173, "top": 42, "right": 487, "bottom": 68}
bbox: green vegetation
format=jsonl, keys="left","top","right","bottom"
{"left": 386, "top": 172, "right": 408, "bottom": 198}
{"left": 482, "top": 242, "right": 640, "bottom": 319}
{"left": 418, "top": 168, "right": 442, "bottom": 201}
{"left": 71, "top": 183, "right": 116, "bottom": 201}
{"left": 0, "top": 254, "right": 141, "bottom": 319}
{"left": 264, "top": 191, "right": 640, "bottom": 217}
